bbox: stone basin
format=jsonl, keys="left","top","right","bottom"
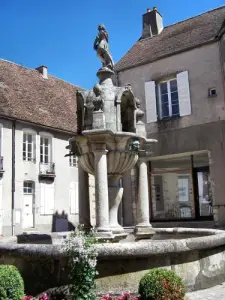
{"left": 74, "top": 130, "right": 150, "bottom": 176}
{"left": 1, "top": 228, "right": 225, "bottom": 296}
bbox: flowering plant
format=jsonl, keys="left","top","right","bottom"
{"left": 102, "top": 292, "right": 139, "bottom": 300}
{"left": 23, "top": 294, "right": 49, "bottom": 300}
{"left": 63, "top": 225, "right": 98, "bottom": 300}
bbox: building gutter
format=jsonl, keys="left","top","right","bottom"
{"left": 11, "top": 120, "right": 15, "bottom": 236}
{"left": 0, "top": 115, "right": 77, "bottom": 136}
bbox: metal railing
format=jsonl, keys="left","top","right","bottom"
{"left": 39, "top": 162, "right": 55, "bottom": 175}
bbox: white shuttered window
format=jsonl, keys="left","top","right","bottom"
{"left": 144, "top": 71, "right": 191, "bottom": 123}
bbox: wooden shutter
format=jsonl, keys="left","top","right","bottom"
{"left": 177, "top": 71, "right": 191, "bottom": 117}
{"left": 40, "top": 182, "right": 54, "bottom": 215}
{"left": 70, "top": 182, "right": 79, "bottom": 214}
{"left": 144, "top": 81, "right": 157, "bottom": 123}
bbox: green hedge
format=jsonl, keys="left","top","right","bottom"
{"left": 0, "top": 265, "right": 24, "bottom": 300}
{"left": 139, "top": 268, "right": 185, "bottom": 300}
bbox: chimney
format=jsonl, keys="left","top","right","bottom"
{"left": 142, "top": 6, "right": 164, "bottom": 39}
{"left": 36, "top": 65, "right": 48, "bottom": 79}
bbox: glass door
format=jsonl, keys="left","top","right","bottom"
{"left": 193, "top": 167, "right": 213, "bottom": 219}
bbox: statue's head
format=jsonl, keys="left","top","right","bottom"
{"left": 98, "top": 24, "right": 106, "bottom": 31}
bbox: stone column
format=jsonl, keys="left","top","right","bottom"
{"left": 122, "top": 170, "right": 134, "bottom": 227}
{"left": 135, "top": 156, "right": 155, "bottom": 239}
{"left": 78, "top": 164, "right": 91, "bottom": 229}
{"left": 94, "top": 148, "right": 112, "bottom": 237}
{"left": 108, "top": 175, "right": 124, "bottom": 233}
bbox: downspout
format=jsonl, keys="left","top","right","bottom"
{"left": 218, "top": 38, "right": 225, "bottom": 104}
{"left": 11, "top": 120, "right": 15, "bottom": 236}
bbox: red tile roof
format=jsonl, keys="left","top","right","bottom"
{"left": 116, "top": 6, "right": 225, "bottom": 71}
{"left": 0, "top": 60, "right": 83, "bottom": 133}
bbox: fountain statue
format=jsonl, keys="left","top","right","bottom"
{"left": 67, "top": 25, "right": 157, "bottom": 239}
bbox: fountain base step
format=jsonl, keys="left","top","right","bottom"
{"left": 134, "top": 226, "right": 155, "bottom": 240}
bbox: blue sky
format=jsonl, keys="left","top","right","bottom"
{"left": 1, "top": 0, "right": 224, "bottom": 89}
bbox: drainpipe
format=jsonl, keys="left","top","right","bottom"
{"left": 11, "top": 120, "right": 15, "bottom": 236}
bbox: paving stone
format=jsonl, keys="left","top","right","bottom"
{"left": 187, "top": 282, "right": 225, "bottom": 300}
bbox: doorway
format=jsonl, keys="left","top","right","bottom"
{"left": 193, "top": 167, "right": 213, "bottom": 219}
{"left": 23, "top": 181, "right": 35, "bottom": 228}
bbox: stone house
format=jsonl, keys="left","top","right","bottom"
{"left": 0, "top": 60, "right": 87, "bottom": 236}
{"left": 116, "top": 6, "right": 225, "bottom": 227}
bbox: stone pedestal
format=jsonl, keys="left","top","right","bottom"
{"left": 135, "top": 156, "right": 155, "bottom": 239}
{"left": 93, "top": 110, "right": 105, "bottom": 129}
{"left": 78, "top": 164, "right": 91, "bottom": 229}
{"left": 108, "top": 175, "right": 124, "bottom": 233}
{"left": 94, "top": 148, "right": 112, "bottom": 237}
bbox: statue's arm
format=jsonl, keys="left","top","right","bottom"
{"left": 93, "top": 36, "right": 99, "bottom": 50}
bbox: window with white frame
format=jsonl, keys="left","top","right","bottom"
{"left": 69, "top": 155, "right": 78, "bottom": 167}
{"left": 157, "top": 79, "right": 179, "bottom": 119}
{"left": 144, "top": 71, "right": 191, "bottom": 123}
{"left": 23, "top": 132, "right": 36, "bottom": 162}
{"left": 23, "top": 181, "right": 34, "bottom": 194}
{"left": 40, "top": 136, "right": 52, "bottom": 164}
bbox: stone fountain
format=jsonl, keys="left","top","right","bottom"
{"left": 68, "top": 24, "right": 157, "bottom": 239}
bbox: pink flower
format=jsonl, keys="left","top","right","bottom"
{"left": 23, "top": 296, "right": 33, "bottom": 300}
{"left": 102, "top": 294, "right": 113, "bottom": 300}
{"left": 39, "top": 293, "right": 49, "bottom": 300}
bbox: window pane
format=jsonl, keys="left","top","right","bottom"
{"left": 170, "top": 80, "right": 178, "bottom": 93}
{"left": 161, "top": 94, "right": 169, "bottom": 118}
{"left": 28, "top": 152, "right": 32, "bottom": 160}
{"left": 28, "top": 134, "right": 32, "bottom": 143}
{"left": 160, "top": 82, "right": 168, "bottom": 95}
{"left": 45, "top": 155, "right": 48, "bottom": 163}
{"left": 28, "top": 143, "right": 32, "bottom": 153}
{"left": 171, "top": 91, "right": 179, "bottom": 103}
{"left": 45, "top": 138, "right": 49, "bottom": 146}
{"left": 172, "top": 104, "right": 179, "bottom": 116}
{"left": 23, "top": 134, "right": 26, "bottom": 142}
{"left": 151, "top": 158, "right": 195, "bottom": 220}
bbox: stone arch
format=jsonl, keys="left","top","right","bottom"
{"left": 119, "top": 87, "right": 137, "bottom": 133}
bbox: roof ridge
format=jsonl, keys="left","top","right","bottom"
{"left": 0, "top": 58, "right": 84, "bottom": 90}
{"left": 164, "top": 5, "right": 225, "bottom": 29}
{"left": 137, "top": 5, "right": 225, "bottom": 44}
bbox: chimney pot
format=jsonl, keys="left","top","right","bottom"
{"left": 153, "top": 6, "right": 157, "bottom": 11}
{"left": 147, "top": 8, "right": 151, "bottom": 12}
{"left": 36, "top": 65, "right": 48, "bottom": 79}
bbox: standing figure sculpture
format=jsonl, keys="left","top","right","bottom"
{"left": 94, "top": 24, "right": 114, "bottom": 71}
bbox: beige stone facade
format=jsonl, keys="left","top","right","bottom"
{"left": 116, "top": 7, "right": 225, "bottom": 227}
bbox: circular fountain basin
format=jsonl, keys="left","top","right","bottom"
{"left": 0, "top": 228, "right": 225, "bottom": 296}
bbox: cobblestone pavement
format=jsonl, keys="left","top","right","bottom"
{"left": 187, "top": 282, "right": 225, "bottom": 300}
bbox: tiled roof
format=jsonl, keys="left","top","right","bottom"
{"left": 0, "top": 59, "right": 82, "bottom": 133}
{"left": 116, "top": 6, "right": 225, "bottom": 71}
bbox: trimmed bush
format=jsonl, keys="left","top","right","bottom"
{"left": 0, "top": 265, "right": 24, "bottom": 300}
{"left": 0, "top": 286, "right": 7, "bottom": 300}
{"left": 138, "top": 268, "right": 185, "bottom": 300}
